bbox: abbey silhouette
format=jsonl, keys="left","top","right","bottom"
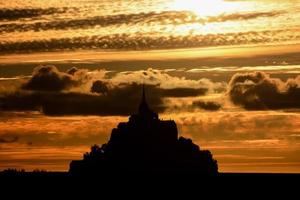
{"left": 69, "top": 86, "right": 218, "bottom": 174}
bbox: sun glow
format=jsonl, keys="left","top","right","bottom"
{"left": 170, "top": 0, "right": 238, "bottom": 17}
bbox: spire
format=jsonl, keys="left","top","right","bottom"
{"left": 139, "top": 84, "right": 150, "bottom": 114}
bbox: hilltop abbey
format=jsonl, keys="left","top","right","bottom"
{"left": 69, "top": 86, "right": 218, "bottom": 174}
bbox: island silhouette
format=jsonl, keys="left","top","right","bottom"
{"left": 69, "top": 86, "right": 218, "bottom": 175}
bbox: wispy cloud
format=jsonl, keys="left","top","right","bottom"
{"left": 0, "top": 10, "right": 284, "bottom": 33}
{"left": 1, "top": 28, "right": 299, "bottom": 54}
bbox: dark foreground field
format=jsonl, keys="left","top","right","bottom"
{"left": 1, "top": 171, "right": 299, "bottom": 182}
{"left": 1, "top": 171, "right": 299, "bottom": 177}
{"left": 0, "top": 172, "right": 298, "bottom": 195}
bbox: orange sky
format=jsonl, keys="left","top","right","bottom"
{"left": 1, "top": 0, "right": 300, "bottom": 173}
{"left": 1, "top": 111, "right": 299, "bottom": 173}
{"left": 1, "top": 43, "right": 299, "bottom": 64}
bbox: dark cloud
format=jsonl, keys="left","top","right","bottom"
{"left": 0, "top": 66, "right": 216, "bottom": 116}
{"left": 22, "top": 65, "right": 78, "bottom": 91}
{"left": 192, "top": 101, "right": 222, "bottom": 111}
{"left": 0, "top": 83, "right": 208, "bottom": 116}
{"left": 49, "top": 83, "right": 166, "bottom": 116}
{"left": 0, "top": 84, "right": 164, "bottom": 116}
{"left": 160, "top": 88, "right": 207, "bottom": 97}
{"left": 42, "top": 82, "right": 209, "bottom": 116}
{"left": 0, "top": 7, "right": 69, "bottom": 21}
{"left": 91, "top": 80, "right": 109, "bottom": 94}
{"left": 0, "top": 136, "right": 18, "bottom": 144}
{"left": 228, "top": 71, "right": 300, "bottom": 110}
{"left": 0, "top": 132, "right": 101, "bottom": 147}
{"left": 91, "top": 80, "right": 208, "bottom": 98}
{"left": 0, "top": 92, "right": 45, "bottom": 111}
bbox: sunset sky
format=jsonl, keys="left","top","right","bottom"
{"left": 0, "top": 0, "right": 300, "bottom": 173}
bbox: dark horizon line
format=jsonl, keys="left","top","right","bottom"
{"left": 1, "top": 170, "right": 300, "bottom": 175}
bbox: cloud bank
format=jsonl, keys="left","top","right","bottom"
{"left": 228, "top": 71, "right": 300, "bottom": 110}
{"left": 2, "top": 66, "right": 299, "bottom": 115}
{"left": 0, "top": 66, "right": 220, "bottom": 116}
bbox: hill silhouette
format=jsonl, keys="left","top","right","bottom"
{"left": 69, "top": 86, "right": 218, "bottom": 175}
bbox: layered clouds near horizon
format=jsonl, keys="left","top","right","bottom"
{"left": 0, "top": 65, "right": 300, "bottom": 173}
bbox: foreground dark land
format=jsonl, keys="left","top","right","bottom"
{"left": 1, "top": 171, "right": 299, "bottom": 179}
{"left": 1, "top": 171, "right": 298, "bottom": 194}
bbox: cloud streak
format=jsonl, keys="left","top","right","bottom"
{"left": 0, "top": 136, "right": 18, "bottom": 144}
{"left": 1, "top": 29, "right": 298, "bottom": 54}
{"left": 0, "top": 7, "right": 70, "bottom": 21}
{"left": 192, "top": 101, "right": 222, "bottom": 111}
{"left": 175, "top": 111, "right": 300, "bottom": 141}
{"left": 0, "top": 10, "right": 284, "bottom": 33}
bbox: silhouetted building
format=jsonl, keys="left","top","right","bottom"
{"left": 69, "top": 86, "right": 218, "bottom": 174}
